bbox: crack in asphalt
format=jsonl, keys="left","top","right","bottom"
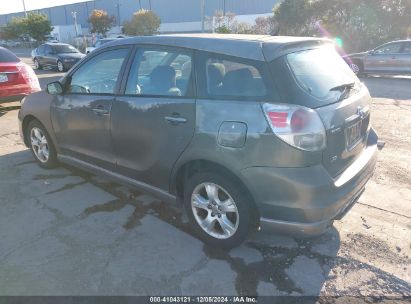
{"left": 357, "top": 202, "right": 411, "bottom": 219}
{"left": 3, "top": 158, "right": 410, "bottom": 296}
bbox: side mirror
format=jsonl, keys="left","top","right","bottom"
{"left": 47, "top": 81, "right": 63, "bottom": 95}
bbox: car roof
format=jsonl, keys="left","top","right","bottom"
{"left": 101, "top": 34, "right": 332, "bottom": 61}
{"left": 44, "top": 42, "right": 71, "bottom": 46}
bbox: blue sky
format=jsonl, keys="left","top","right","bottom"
{"left": 0, "top": 0, "right": 90, "bottom": 14}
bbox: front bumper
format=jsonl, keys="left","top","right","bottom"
{"left": 241, "top": 128, "right": 378, "bottom": 237}
{"left": 62, "top": 60, "right": 80, "bottom": 70}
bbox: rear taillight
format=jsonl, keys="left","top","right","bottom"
{"left": 20, "top": 64, "right": 40, "bottom": 91}
{"left": 263, "top": 103, "right": 326, "bottom": 152}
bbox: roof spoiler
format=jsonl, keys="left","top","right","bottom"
{"left": 263, "top": 38, "right": 334, "bottom": 62}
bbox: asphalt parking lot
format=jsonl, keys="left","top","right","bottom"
{"left": 0, "top": 50, "right": 410, "bottom": 298}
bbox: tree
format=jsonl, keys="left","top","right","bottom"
{"left": 1, "top": 12, "right": 52, "bottom": 41}
{"left": 25, "top": 12, "right": 53, "bottom": 41}
{"left": 252, "top": 16, "right": 279, "bottom": 35}
{"left": 273, "top": 0, "right": 411, "bottom": 52}
{"left": 88, "top": 9, "right": 116, "bottom": 37}
{"left": 123, "top": 9, "right": 161, "bottom": 36}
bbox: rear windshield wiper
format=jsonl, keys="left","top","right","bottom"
{"left": 329, "top": 82, "right": 355, "bottom": 101}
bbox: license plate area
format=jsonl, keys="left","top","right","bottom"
{"left": 345, "top": 120, "right": 362, "bottom": 150}
{"left": 0, "top": 73, "right": 8, "bottom": 83}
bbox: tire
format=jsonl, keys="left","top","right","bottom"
{"left": 33, "top": 58, "right": 42, "bottom": 70}
{"left": 183, "top": 172, "right": 253, "bottom": 249}
{"left": 350, "top": 60, "right": 364, "bottom": 76}
{"left": 57, "top": 60, "right": 65, "bottom": 72}
{"left": 27, "top": 119, "right": 58, "bottom": 169}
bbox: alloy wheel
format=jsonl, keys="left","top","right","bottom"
{"left": 57, "top": 61, "right": 64, "bottom": 72}
{"left": 30, "top": 127, "right": 49, "bottom": 163}
{"left": 350, "top": 63, "right": 360, "bottom": 75}
{"left": 191, "top": 182, "right": 239, "bottom": 239}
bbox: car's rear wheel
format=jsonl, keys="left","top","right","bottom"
{"left": 184, "top": 172, "right": 253, "bottom": 249}
{"left": 33, "top": 58, "right": 42, "bottom": 70}
{"left": 57, "top": 60, "right": 65, "bottom": 72}
{"left": 27, "top": 120, "right": 58, "bottom": 169}
{"left": 350, "top": 60, "right": 364, "bottom": 76}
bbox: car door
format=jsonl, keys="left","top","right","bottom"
{"left": 111, "top": 46, "right": 196, "bottom": 191}
{"left": 36, "top": 45, "right": 46, "bottom": 66}
{"left": 43, "top": 45, "right": 56, "bottom": 68}
{"left": 51, "top": 46, "right": 131, "bottom": 170}
{"left": 397, "top": 41, "right": 411, "bottom": 74}
{"left": 364, "top": 42, "right": 403, "bottom": 73}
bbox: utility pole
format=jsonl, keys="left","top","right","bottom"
{"left": 22, "top": 0, "right": 28, "bottom": 17}
{"left": 115, "top": 0, "right": 121, "bottom": 27}
{"left": 201, "top": 0, "right": 205, "bottom": 33}
{"left": 138, "top": 0, "right": 142, "bottom": 10}
{"left": 72, "top": 11, "right": 78, "bottom": 37}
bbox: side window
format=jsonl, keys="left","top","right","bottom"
{"left": 37, "top": 45, "right": 45, "bottom": 55}
{"left": 68, "top": 48, "right": 129, "bottom": 94}
{"left": 44, "top": 45, "right": 52, "bottom": 54}
{"left": 204, "top": 57, "right": 267, "bottom": 98}
{"left": 401, "top": 42, "right": 411, "bottom": 54}
{"left": 125, "top": 48, "right": 193, "bottom": 97}
{"left": 374, "top": 43, "right": 402, "bottom": 54}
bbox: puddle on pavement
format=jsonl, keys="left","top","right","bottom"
{"left": 32, "top": 164, "right": 411, "bottom": 296}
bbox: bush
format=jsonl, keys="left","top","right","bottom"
{"left": 88, "top": 9, "right": 116, "bottom": 37}
{"left": 123, "top": 9, "right": 161, "bottom": 36}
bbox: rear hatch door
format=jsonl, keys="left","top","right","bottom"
{"left": 273, "top": 46, "right": 371, "bottom": 177}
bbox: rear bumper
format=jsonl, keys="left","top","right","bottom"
{"left": 241, "top": 128, "right": 378, "bottom": 237}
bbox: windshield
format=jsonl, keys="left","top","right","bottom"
{"left": 286, "top": 47, "right": 358, "bottom": 102}
{"left": 52, "top": 45, "right": 79, "bottom": 54}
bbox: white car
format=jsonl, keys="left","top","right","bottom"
{"left": 86, "top": 38, "right": 117, "bottom": 54}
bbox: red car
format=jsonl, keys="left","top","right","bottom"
{"left": 0, "top": 47, "right": 40, "bottom": 103}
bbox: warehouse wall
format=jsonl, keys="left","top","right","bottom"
{"left": 0, "top": 0, "right": 280, "bottom": 28}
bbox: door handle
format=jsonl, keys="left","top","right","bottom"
{"left": 164, "top": 116, "right": 187, "bottom": 125}
{"left": 92, "top": 105, "right": 110, "bottom": 115}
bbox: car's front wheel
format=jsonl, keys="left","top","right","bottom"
{"left": 33, "top": 58, "right": 42, "bottom": 70}
{"left": 27, "top": 119, "right": 58, "bottom": 169}
{"left": 350, "top": 60, "right": 364, "bottom": 76}
{"left": 184, "top": 172, "right": 253, "bottom": 249}
{"left": 57, "top": 60, "right": 65, "bottom": 72}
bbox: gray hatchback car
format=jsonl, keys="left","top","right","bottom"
{"left": 19, "top": 34, "right": 378, "bottom": 248}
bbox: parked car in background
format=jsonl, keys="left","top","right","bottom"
{"left": 344, "top": 40, "right": 411, "bottom": 75}
{"left": 0, "top": 47, "right": 40, "bottom": 103}
{"left": 19, "top": 34, "right": 378, "bottom": 248}
{"left": 86, "top": 38, "right": 117, "bottom": 54}
{"left": 32, "top": 43, "right": 85, "bottom": 72}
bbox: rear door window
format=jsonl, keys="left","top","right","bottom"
{"left": 401, "top": 42, "right": 411, "bottom": 53}
{"left": 374, "top": 42, "right": 402, "bottom": 54}
{"left": 197, "top": 53, "right": 268, "bottom": 100}
{"left": 286, "top": 47, "right": 358, "bottom": 102}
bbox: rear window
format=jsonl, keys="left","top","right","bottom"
{"left": 286, "top": 47, "right": 357, "bottom": 101}
{"left": 0, "top": 47, "right": 20, "bottom": 63}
